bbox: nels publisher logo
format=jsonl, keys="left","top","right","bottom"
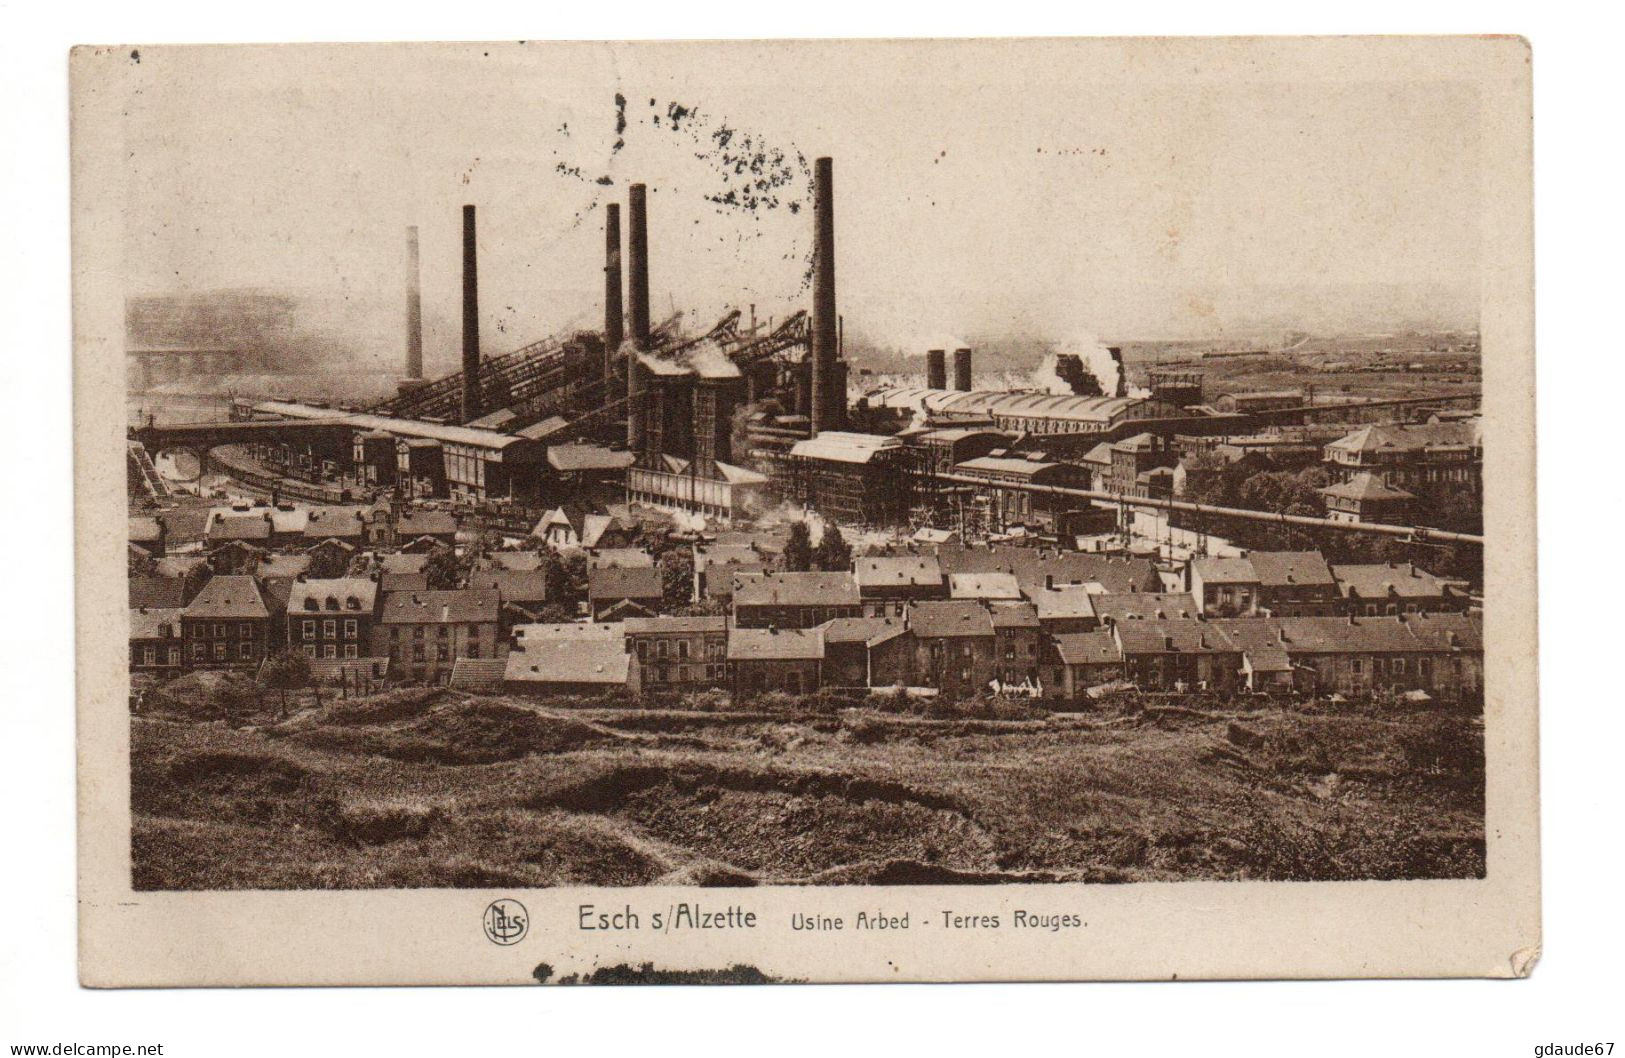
{"left": 483, "top": 899, "right": 529, "bottom": 946}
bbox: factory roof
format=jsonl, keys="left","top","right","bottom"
{"left": 727, "top": 626, "right": 826, "bottom": 662}
{"left": 465, "top": 408, "right": 519, "bottom": 430}
{"left": 864, "top": 386, "right": 1149, "bottom": 424}
{"left": 251, "top": 400, "right": 546, "bottom": 457}
{"left": 379, "top": 588, "right": 500, "bottom": 625}
{"left": 789, "top": 431, "right": 903, "bottom": 464}
{"left": 955, "top": 454, "right": 1062, "bottom": 478}
{"left": 395, "top": 510, "right": 459, "bottom": 538}
{"left": 184, "top": 575, "right": 273, "bottom": 620}
{"left": 517, "top": 416, "right": 570, "bottom": 441}
{"left": 548, "top": 445, "right": 635, "bottom": 472}
{"left": 732, "top": 571, "right": 861, "bottom": 608}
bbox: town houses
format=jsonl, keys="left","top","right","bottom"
{"left": 130, "top": 500, "right": 1482, "bottom": 704}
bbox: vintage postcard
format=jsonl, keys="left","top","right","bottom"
{"left": 73, "top": 36, "right": 1537, "bottom": 985}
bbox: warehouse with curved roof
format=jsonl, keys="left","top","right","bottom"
{"left": 862, "top": 386, "right": 1180, "bottom": 434}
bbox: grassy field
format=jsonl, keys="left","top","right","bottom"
{"left": 130, "top": 679, "right": 1484, "bottom": 890}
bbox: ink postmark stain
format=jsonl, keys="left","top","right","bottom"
{"left": 483, "top": 899, "right": 529, "bottom": 946}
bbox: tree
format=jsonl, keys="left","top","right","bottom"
{"left": 422, "top": 546, "right": 468, "bottom": 590}
{"left": 259, "top": 649, "right": 313, "bottom": 719}
{"left": 539, "top": 548, "right": 570, "bottom": 605}
{"left": 783, "top": 520, "right": 814, "bottom": 572}
{"left": 814, "top": 522, "right": 853, "bottom": 572}
{"left": 659, "top": 549, "right": 695, "bottom": 606}
{"left": 307, "top": 545, "right": 352, "bottom": 579}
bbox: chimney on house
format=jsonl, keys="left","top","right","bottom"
{"left": 460, "top": 205, "right": 482, "bottom": 423}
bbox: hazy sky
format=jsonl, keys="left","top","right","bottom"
{"left": 120, "top": 41, "right": 1483, "bottom": 372}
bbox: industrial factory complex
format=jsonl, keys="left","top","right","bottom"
{"left": 128, "top": 156, "right": 1485, "bottom": 702}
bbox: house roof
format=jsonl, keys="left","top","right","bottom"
{"left": 1318, "top": 472, "right": 1415, "bottom": 502}
{"left": 1248, "top": 550, "right": 1335, "bottom": 588}
{"left": 854, "top": 555, "right": 943, "bottom": 590}
{"left": 513, "top": 621, "right": 624, "bottom": 647}
{"left": 129, "top": 606, "right": 185, "bottom": 640}
{"left": 819, "top": 616, "right": 904, "bottom": 644}
{"left": 1053, "top": 629, "right": 1121, "bottom": 666}
{"left": 447, "top": 656, "right": 508, "bottom": 690}
{"left": 129, "top": 515, "right": 164, "bottom": 544}
{"left": 379, "top": 588, "right": 500, "bottom": 624}
{"left": 467, "top": 570, "right": 552, "bottom": 603}
{"left": 253, "top": 553, "right": 313, "bottom": 579}
{"left": 378, "top": 552, "right": 430, "bottom": 574}
{"left": 379, "top": 572, "right": 429, "bottom": 593}
{"left": 287, "top": 577, "right": 379, "bottom": 614}
{"left": 1115, "top": 619, "right": 1236, "bottom": 655}
{"left": 948, "top": 572, "right": 1022, "bottom": 600}
{"left": 587, "top": 565, "right": 665, "bottom": 601}
{"left": 989, "top": 601, "right": 1040, "bottom": 629}
{"left": 906, "top": 600, "right": 995, "bottom": 638}
{"left": 588, "top": 548, "right": 655, "bottom": 569}
{"left": 623, "top": 615, "right": 728, "bottom": 635}
{"left": 205, "top": 511, "right": 272, "bottom": 542}
{"left": 1089, "top": 592, "right": 1200, "bottom": 623}
{"left": 1330, "top": 562, "right": 1454, "bottom": 599}
{"left": 727, "top": 626, "right": 826, "bottom": 661}
{"left": 302, "top": 506, "right": 367, "bottom": 539}
{"left": 395, "top": 510, "right": 459, "bottom": 537}
{"left": 184, "top": 575, "right": 272, "bottom": 620}
{"left": 1191, "top": 556, "right": 1259, "bottom": 584}
{"left": 1326, "top": 421, "right": 1480, "bottom": 455}
{"left": 130, "top": 574, "right": 188, "bottom": 610}
{"left": 505, "top": 638, "right": 630, "bottom": 685}
{"left": 481, "top": 551, "right": 546, "bottom": 572}
{"left": 731, "top": 571, "right": 860, "bottom": 608}
{"left": 1031, "top": 586, "right": 1099, "bottom": 623}
{"left": 1273, "top": 613, "right": 1482, "bottom": 654}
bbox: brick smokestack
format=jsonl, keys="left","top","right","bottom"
{"left": 603, "top": 203, "right": 623, "bottom": 391}
{"left": 460, "top": 204, "right": 482, "bottom": 422}
{"left": 952, "top": 347, "right": 973, "bottom": 391}
{"left": 926, "top": 349, "right": 946, "bottom": 390}
{"left": 810, "top": 157, "right": 840, "bottom": 433}
{"left": 626, "top": 184, "right": 650, "bottom": 455}
{"left": 405, "top": 226, "right": 423, "bottom": 380}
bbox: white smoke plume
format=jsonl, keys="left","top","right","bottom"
{"left": 1030, "top": 354, "right": 1072, "bottom": 396}
{"left": 682, "top": 337, "right": 742, "bottom": 378}
{"left": 1066, "top": 330, "right": 1123, "bottom": 398}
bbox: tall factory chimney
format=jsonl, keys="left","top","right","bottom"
{"left": 810, "top": 156, "right": 840, "bottom": 434}
{"left": 952, "top": 347, "right": 973, "bottom": 391}
{"left": 1109, "top": 346, "right": 1127, "bottom": 399}
{"left": 460, "top": 204, "right": 482, "bottom": 423}
{"left": 603, "top": 203, "right": 623, "bottom": 391}
{"left": 626, "top": 184, "right": 651, "bottom": 455}
{"left": 404, "top": 226, "right": 423, "bottom": 380}
{"left": 926, "top": 349, "right": 947, "bottom": 390}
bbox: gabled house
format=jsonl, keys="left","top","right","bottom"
{"left": 286, "top": 576, "right": 381, "bottom": 660}
{"left": 853, "top": 555, "right": 946, "bottom": 617}
{"left": 1188, "top": 556, "right": 1262, "bottom": 617}
{"left": 130, "top": 606, "right": 186, "bottom": 678}
{"left": 905, "top": 600, "right": 997, "bottom": 699}
{"left": 731, "top": 571, "right": 862, "bottom": 629}
{"left": 587, "top": 565, "right": 665, "bottom": 622}
{"left": 180, "top": 575, "right": 280, "bottom": 670}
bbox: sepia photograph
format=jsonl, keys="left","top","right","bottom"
{"left": 70, "top": 35, "right": 1538, "bottom": 986}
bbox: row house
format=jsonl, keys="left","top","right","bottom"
{"left": 503, "top": 622, "right": 630, "bottom": 696}
{"left": 1271, "top": 613, "right": 1483, "bottom": 698}
{"left": 1248, "top": 551, "right": 1341, "bottom": 616}
{"left": 731, "top": 572, "right": 862, "bottom": 629}
{"left": 692, "top": 543, "right": 768, "bottom": 606}
{"left": 180, "top": 575, "right": 280, "bottom": 670}
{"left": 905, "top": 600, "right": 997, "bottom": 700}
{"left": 1330, "top": 562, "right": 1470, "bottom": 616}
{"left": 130, "top": 606, "right": 186, "bottom": 679}
{"left": 1323, "top": 420, "right": 1482, "bottom": 493}
{"left": 286, "top": 576, "right": 380, "bottom": 661}
{"left": 854, "top": 555, "right": 946, "bottom": 618}
{"left": 371, "top": 588, "right": 501, "bottom": 685}
{"left": 990, "top": 601, "right": 1042, "bottom": 690}
{"left": 1188, "top": 557, "right": 1262, "bottom": 617}
{"left": 587, "top": 565, "right": 664, "bottom": 621}
{"left": 729, "top": 626, "right": 826, "bottom": 696}
{"left": 624, "top": 616, "right": 729, "bottom": 694}
{"left": 819, "top": 617, "right": 906, "bottom": 688}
